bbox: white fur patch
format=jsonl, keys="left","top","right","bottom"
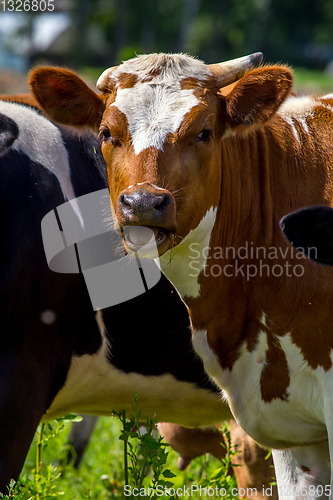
{"left": 278, "top": 95, "right": 317, "bottom": 121}
{"left": 102, "top": 54, "right": 212, "bottom": 155}
{"left": 192, "top": 329, "right": 225, "bottom": 389}
{"left": 159, "top": 207, "right": 217, "bottom": 298}
{"left": 260, "top": 312, "right": 268, "bottom": 328}
{"left": 277, "top": 96, "right": 317, "bottom": 144}
{"left": 105, "top": 53, "right": 212, "bottom": 87}
{"left": 192, "top": 327, "right": 328, "bottom": 449}
{"left": 0, "top": 101, "right": 83, "bottom": 224}
{"left": 277, "top": 94, "right": 333, "bottom": 146}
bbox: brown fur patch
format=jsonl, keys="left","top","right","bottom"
{"left": 180, "top": 77, "right": 202, "bottom": 90}
{"left": 141, "top": 68, "right": 161, "bottom": 83}
{"left": 175, "top": 104, "right": 209, "bottom": 142}
{"left": 101, "top": 105, "right": 130, "bottom": 144}
{"left": 260, "top": 333, "right": 290, "bottom": 402}
{"left": 0, "top": 93, "right": 40, "bottom": 108}
{"left": 116, "top": 72, "right": 138, "bottom": 89}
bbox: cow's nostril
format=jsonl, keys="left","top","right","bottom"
{"left": 154, "top": 194, "right": 169, "bottom": 212}
{"left": 119, "top": 193, "right": 132, "bottom": 210}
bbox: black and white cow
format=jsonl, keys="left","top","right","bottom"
{"left": 0, "top": 101, "right": 227, "bottom": 493}
{"left": 281, "top": 206, "right": 333, "bottom": 266}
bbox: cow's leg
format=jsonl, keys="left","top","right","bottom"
{"left": 229, "top": 420, "right": 277, "bottom": 500}
{"left": 0, "top": 418, "right": 39, "bottom": 494}
{"left": 325, "top": 406, "right": 333, "bottom": 500}
{"left": 0, "top": 386, "right": 43, "bottom": 494}
{"left": 0, "top": 347, "right": 70, "bottom": 494}
{"left": 158, "top": 420, "right": 277, "bottom": 499}
{"left": 66, "top": 415, "right": 99, "bottom": 468}
{"left": 157, "top": 422, "right": 229, "bottom": 471}
{"left": 272, "top": 443, "right": 330, "bottom": 500}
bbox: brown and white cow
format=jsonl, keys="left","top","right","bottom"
{"left": 29, "top": 53, "right": 333, "bottom": 499}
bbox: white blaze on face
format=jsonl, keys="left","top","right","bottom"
{"left": 101, "top": 54, "right": 213, "bottom": 155}
{"left": 112, "top": 84, "right": 199, "bottom": 154}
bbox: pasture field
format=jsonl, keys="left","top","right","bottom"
{"left": 293, "top": 67, "right": 333, "bottom": 93}
{"left": 5, "top": 411, "right": 241, "bottom": 500}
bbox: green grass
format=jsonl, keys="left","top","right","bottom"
{"left": 8, "top": 414, "right": 238, "bottom": 500}
{"left": 288, "top": 67, "right": 333, "bottom": 94}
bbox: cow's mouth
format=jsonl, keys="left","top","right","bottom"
{"left": 123, "top": 226, "right": 170, "bottom": 255}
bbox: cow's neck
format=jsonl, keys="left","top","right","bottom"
{"left": 160, "top": 118, "right": 333, "bottom": 373}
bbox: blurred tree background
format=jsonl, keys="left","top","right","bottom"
{"left": 2, "top": 0, "right": 333, "bottom": 67}
{"left": 2, "top": 0, "right": 333, "bottom": 91}
{"left": 66, "top": 0, "right": 333, "bottom": 68}
{"left": 65, "top": 0, "right": 333, "bottom": 68}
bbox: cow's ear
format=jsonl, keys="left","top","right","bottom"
{"left": 280, "top": 206, "right": 333, "bottom": 266}
{"left": 29, "top": 67, "right": 105, "bottom": 131}
{"left": 0, "top": 114, "right": 19, "bottom": 156}
{"left": 223, "top": 66, "right": 293, "bottom": 131}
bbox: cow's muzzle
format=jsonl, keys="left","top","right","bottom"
{"left": 116, "top": 183, "right": 177, "bottom": 255}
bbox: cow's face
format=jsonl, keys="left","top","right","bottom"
{"left": 30, "top": 54, "right": 293, "bottom": 257}
{"left": 99, "top": 67, "right": 223, "bottom": 255}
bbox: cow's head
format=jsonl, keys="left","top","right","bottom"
{"left": 30, "top": 53, "right": 292, "bottom": 256}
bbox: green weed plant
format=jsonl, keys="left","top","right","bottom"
{"left": 3, "top": 394, "right": 240, "bottom": 500}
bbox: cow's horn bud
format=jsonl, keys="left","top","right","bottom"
{"left": 208, "top": 52, "right": 263, "bottom": 88}
{"left": 96, "top": 67, "right": 118, "bottom": 93}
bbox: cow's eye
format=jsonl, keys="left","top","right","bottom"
{"left": 197, "top": 129, "right": 212, "bottom": 143}
{"left": 98, "top": 127, "right": 114, "bottom": 143}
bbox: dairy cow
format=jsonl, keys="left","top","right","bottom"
{"left": 29, "top": 52, "right": 333, "bottom": 498}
